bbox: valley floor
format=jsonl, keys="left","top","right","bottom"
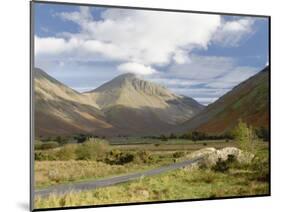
{"left": 33, "top": 140, "right": 269, "bottom": 209}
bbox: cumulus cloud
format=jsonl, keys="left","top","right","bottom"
{"left": 213, "top": 18, "right": 255, "bottom": 46}
{"left": 34, "top": 6, "right": 261, "bottom": 105}
{"left": 36, "top": 7, "right": 253, "bottom": 74}
{"left": 117, "top": 62, "right": 157, "bottom": 75}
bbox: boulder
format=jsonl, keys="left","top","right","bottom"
{"left": 184, "top": 147, "right": 254, "bottom": 170}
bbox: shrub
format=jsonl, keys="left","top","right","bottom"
{"left": 105, "top": 150, "right": 135, "bottom": 165}
{"left": 34, "top": 141, "right": 43, "bottom": 150}
{"left": 39, "top": 142, "right": 59, "bottom": 150}
{"left": 56, "top": 145, "right": 77, "bottom": 160}
{"left": 160, "top": 135, "right": 168, "bottom": 141}
{"left": 233, "top": 119, "right": 256, "bottom": 153}
{"left": 179, "top": 133, "right": 192, "bottom": 140}
{"left": 54, "top": 136, "right": 68, "bottom": 145}
{"left": 212, "top": 158, "right": 229, "bottom": 172}
{"left": 249, "top": 156, "right": 269, "bottom": 182}
{"left": 173, "top": 151, "right": 185, "bottom": 158}
{"left": 35, "top": 152, "right": 57, "bottom": 161}
{"left": 211, "top": 155, "right": 237, "bottom": 173}
{"left": 169, "top": 133, "right": 177, "bottom": 139}
{"left": 75, "top": 139, "right": 109, "bottom": 160}
{"left": 191, "top": 131, "right": 206, "bottom": 141}
{"left": 136, "top": 151, "right": 153, "bottom": 163}
{"left": 255, "top": 127, "right": 269, "bottom": 141}
{"left": 73, "top": 134, "right": 90, "bottom": 143}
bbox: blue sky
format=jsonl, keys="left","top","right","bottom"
{"left": 34, "top": 2, "right": 269, "bottom": 105}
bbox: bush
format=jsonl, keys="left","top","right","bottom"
{"left": 160, "top": 135, "right": 168, "bottom": 141}
{"left": 105, "top": 150, "right": 135, "bottom": 165}
{"left": 56, "top": 145, "right": 77, "bottom": 160}
{"left": 191, "top": 131, "right": 207, "bottom": 141}
{"left": 173, "top": 151, "right": 185, "bottom": 158}
{"left": 75, "top": 139, "right": 109, "bottom": 160}
{"left": 169, "top": 133, "right": 177, "bottom": 139}
{"left": 212, "top": 158, "right": 229, "bottom": 172}
{"left": 54, "top": 136, "right": 68, "bottom": 145}
{"left": 39, "top": 142, "right": 59, "bottom": 150}
{"left": 136, "top": 151, "right": 153, "bottom": 163}
{"left": 179, "top": 133, "right": 192, "bottom": 140}
{"left": 35, "top": 152, "right": 57, "bottom": 161}
{"left": 255, "top": 127, "right": 269, "bottom": 141}
{"left": 211, "top": 155, "right": 237, "bottom": 173}
{"left": 233, "top": 119, "right": 256, "bottom": 153}
{"left": 249, "top": 156, "right": 269, "bottom": 182}
{"left": 73, "top": 134, "right": 90, "bottom": 143}
{"left": 34, "top": 142, "right": 43, "bottom": 150}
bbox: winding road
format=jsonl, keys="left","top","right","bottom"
{"left": 35, "top": 157, "right": 203, "bottom": 198}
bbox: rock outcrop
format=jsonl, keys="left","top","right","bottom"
{"left": 184, "top": 147, "right": 255, "bottom": 170}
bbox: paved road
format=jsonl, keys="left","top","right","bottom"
{"left": 35, "top": 157, "right": 203, "bottom": 198}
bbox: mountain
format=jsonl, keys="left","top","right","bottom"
{"left": 34, "top": 68, "right": 114, "bottom": 137}
{"left": 34, "top": 69, "right": 204, "bottom": 137}
{"left": 84, "top": 73, "right": 204, "bottom": 126}
{"left": 179, "top": 66, "right": 269, "bottom": 134}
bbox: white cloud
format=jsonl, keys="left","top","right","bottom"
{"left": 36, "top": 7, "right": 223, "bottom": 68}
{"left": 35, "top": 7, "right": 257, "bottom": 77}
{"left": 206, "top": 66, "right": 258, "bottom": 88}
{"left": 213, "top": 18, "right": 255, "bottom": 46}
{"left": 117, "top": 62, "right": 157, "bottom": 75}
{"left": 35, "top": 36, "right": 66, "bottom": 55}
{"left": 35, "top": 6, "right": 261, "bottom": 105}
{"left": 168, "top": 55, "right": 234, "bottom": 80}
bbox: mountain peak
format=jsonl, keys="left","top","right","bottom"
{"left": 91, "top": 72, "right": 175, "bottom": 99}
{"left": 117, "top": 72, "right": 137, "bottom": 79}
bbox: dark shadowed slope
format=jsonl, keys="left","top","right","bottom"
{"left": 179, "top": 66, "right": 269, "bottom": 134}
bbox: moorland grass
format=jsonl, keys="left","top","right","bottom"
{"left": 35, "top": 156, "right": 269, "bottom": 209}
{"left": 34, "top": 139, "right": 269, "bottom": 209}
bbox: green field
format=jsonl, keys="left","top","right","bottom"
{"left": 34, "top": 137, "right": 269, "bottom": 209}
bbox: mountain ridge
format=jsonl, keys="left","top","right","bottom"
{"left": 177, "top": 66, "right": 269, "bottom": 134}
{"left": 34, "top": 68, "right": 204, "bottom": 137}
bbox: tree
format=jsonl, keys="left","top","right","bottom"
{"left": 169, "top": 133, "right": 177, "bottom": 139}
{"left": 255, "top": 126, "right": 269, "bottom": 141}
{"left": 74, "top": 134, "right": 90, "bottom": 143}
{"left": 160, "top": 134, "right": 168, "bottom": 141}
{"left": 75, "top": 139, "right": 109, "bottom": 160}
{"left": 233, "top": 119, "right": 256, "bottom": 153}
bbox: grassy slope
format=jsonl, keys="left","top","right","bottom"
{"left": 180, "top": 67, "right": 269, "bottom": 134}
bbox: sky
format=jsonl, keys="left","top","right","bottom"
{"left": 34, "top": 3, "right": 269, "bottom": 105}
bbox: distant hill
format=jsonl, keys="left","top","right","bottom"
{"left": 34, "top": 68, "right": 203, "bottom": 137}
{"left": 178, "top": 66, "right": 269, "bottom": 134}
{"left": 34, "top": 68, "right": 114, "bottom": 137}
